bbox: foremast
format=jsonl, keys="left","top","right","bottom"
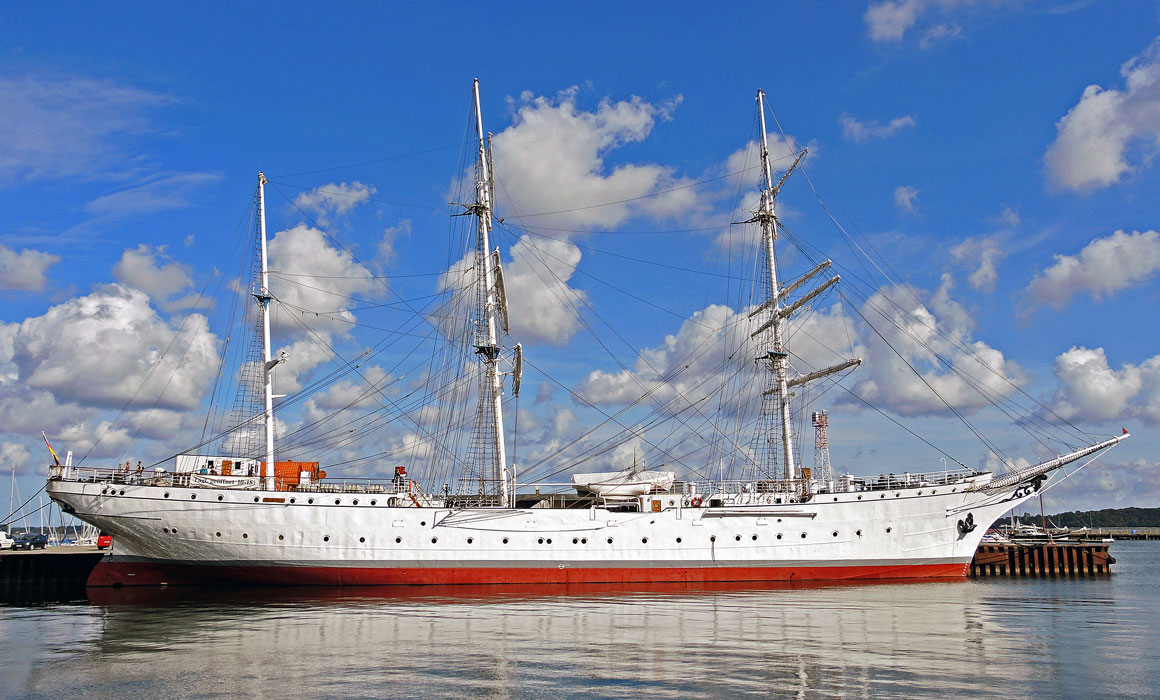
{"left": 469, "top": 79, "right": 509, "bottom": 506}
{"left": 749, "top": 90, "right": 860, "bottom": 483}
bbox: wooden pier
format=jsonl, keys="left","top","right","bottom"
{"left": 971, "top": 541, "right": 1114, "bottom": 577}
{"left": 0, "top": 548, "right": 105, "bottom": 602}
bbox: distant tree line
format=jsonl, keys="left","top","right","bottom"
{"left": 1017, "top": 507, "right": 1160, "bottom": 528}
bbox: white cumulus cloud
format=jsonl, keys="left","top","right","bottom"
{"left": 865, "top": 0, "right": 926, "bottom": 42}
{"left": 10, "top": 284, "right": 220, "bottom": 411}
{"left": 113, "top": 244, "right": 206, "bottom": 312}
{"left": 267, "top": 224, "right": 382, "bottom": 335}
{"left": 503, "top": 236, "right": 587, "bottom": 345}
{"left": 951, "top": 234, "right": 1006, "bottom": 293}
{"left": 1024, "top": 230, "right": 1160, "bottom": 310}
{"left": 0, "top": 244, "right": 59, "bottom": 292}
{"left": 1050, "top": 346, "right": 1160, "bottom": 425}
{"left": 0, "top": 441, "right": 31, "bottom": 474}
{"left": 291, "top": 181, "right": 376, "bottom": 226}
{"left": 490, "top": 87, "right": 695, "bottom": 229}
{"left": 855, "top": 277, "right": 1020, "bottom": 416}
{"left": 1045, "top": 37, "right": 1160, "bottom": 190}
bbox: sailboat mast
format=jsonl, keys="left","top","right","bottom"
{"left": 756, "top": 90, "right": 798, "bottom": 481}
{"left": 472, "top": 80, "right": 508, "bottom": 504}
{"left": 256, "top": 172, "right": 277, "bottom": 491}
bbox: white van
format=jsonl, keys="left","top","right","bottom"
{"left": 0, "top": 531, "right": 13, "bottom": 550}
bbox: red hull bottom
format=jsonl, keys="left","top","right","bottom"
{"left": 88, "top": 560, "right": 969, "bottom": 587}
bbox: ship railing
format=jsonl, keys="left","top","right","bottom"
{"left": 680, "top": 468, "right": 980, "bottom": 498}
{"left": 839, "top": 468, "right": 979, "bottom": 493}
{"left": 49, "top": 465, "right": 423, "bottom": 495}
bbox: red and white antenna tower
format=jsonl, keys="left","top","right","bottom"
{"left": 812, "top": 410, "right": 832, "bottom": 482}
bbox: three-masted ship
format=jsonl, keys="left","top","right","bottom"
{"left": 47, "top": 82, "right": 1127, "bottom": 586}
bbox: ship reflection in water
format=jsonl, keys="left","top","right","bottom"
{"left": 4, "top": 546, "right": 1159, "bottom": 700}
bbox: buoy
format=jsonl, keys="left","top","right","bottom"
{"left": 690, "top": 496, "right": 703, "bottom": 508}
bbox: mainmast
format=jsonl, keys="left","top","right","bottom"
{"left": 755, "top": 90, "right": 799, "bottom": 481}
{"left": 470, "top": 79, "right": 509, "bottom": 505}
{"left": 256, "top": 172, "right": 285, "bottom": 491}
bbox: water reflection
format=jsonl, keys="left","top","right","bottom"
{"left": 4, "top": 547, "right": 1159, "bottom": 700}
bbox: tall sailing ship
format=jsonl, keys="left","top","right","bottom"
{"left": 47, "top": 82, "right": 1127, "bottom": 587}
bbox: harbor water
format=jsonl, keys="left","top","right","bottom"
{"left": 2, "top": 542, "right": 1157, "bottom": 699}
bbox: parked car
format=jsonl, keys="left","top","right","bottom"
{"left": 12, "top": 533, "right": 49, "bottom": 550}
{"left": 0, "top": 530, "right": 14, "bottom": 549}
{"left": 97, "top": 533, "right": 112, "bottom": 550}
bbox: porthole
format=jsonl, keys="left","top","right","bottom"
{"left": 641, "top": 537, "right": 648, "bottom": 544}
{"left": 290, "top": 498, "right": 296, "bottom": 504}
{"left": 572, "top": 538, "right": 579, "bottom": 544}
{"left": 370, "top": 500, "right": 377, "bottom": 506}
{"left": 101, "top": 489, "right": 107, "bottom": 495}
{"left": 918, "top": 491, "right": 923, "bottom": 496}
{"left": 676, "top": 537, "right": 683, "bottom": 543}
{"left": 607, "top": 537, "right": 614, "bottom": 544}
{"left": 801, "top": 532, "right": 807, "bottom": 539}
{"left": 895, "top": 493, "right": 901, "bottom": 498}
{"left": 420, "top": 521, "right": 427, "bottom": 526}
{"left": 162, "top": 527, "right": 169, "bottom": 533}
{"left": 396, "top": 537, "right": 402, "bottom": 544}
{"left": 191, "top": 494, "right": 197, "bottom": 499}
{"left": 752, "top": 535, "right": 758, "bottom": 541}
{"left": 217, "top": 495, "right": 223, "bottom": 501}
{"left": 952, "top": 488, "right": 957, "bottom": 492}
{"left": 886, "top": 527, "right": 893, "bottom": 533}
{"left": 710, "top": 536, "right": 716, "bottom": 542}
{"left": 431, "top": 537, "right": 438, "bottom": 544}
{"left": 857, "top": 495, "right": 862, "bottom": 500}
{"left": 777, "top": 518, "right": 782, "bottom": 523}
{"left": 833, "top": 497, "right": 838, "bottom": 502}
{"left": 538, "top": 538, "right": 544, "bottom": 544}
{"left": 856, "top": 529, "right": 862, "bottom": 536}
{"left": 832, "top": 531, "right": 839, "bottom": 537}
{"left": 242, "top": 533, "right": 248, "bottom": 539}
{"left": 308, "top": 498, "right": 315, "bottom": 504}
{"left": 353, "top": 499, "right": 359, "bottom": 505}
{"left": 880, "top": 494, "right": 885, "bottom": 499}
{"left": 334, "top": 499, "right": 341, "bottom": 505}
{"left": 735, "top": 535, "right": 742, "bottom": 541}
{"left": 502, "top": 537, "right": 509, "bottom": 544}
{"left": 776, "top": 533, "right": 783, "bottom": 540}
{"left": 253, "top": 497, "right": 260, "bottom": 503}
{"left": 215, "top": 532, "right": 221, "bottom": 537}
{"left": 164, "top": 492, "right": 170, "bottom": 498}
{"left": 171, "top": 528, "right": 177, "bottom": 534}
{"left": 932, "top": 490, "right": 937, "bottom": 494}
{"left": 359, "top": 537, "right": 366, "bottom": 543}
{"left": 467, "top": 537, "right": 474, "bottom": 544}
{"left": 546, "top": 538, "right": 552, "bottom": 544}
{"left": 581, "top": 538, "right": 588, "bottom": 544}
{"left": 278, "top": 534, "right": 284, "bottom": 540}
{"left": 323, "top": 535, "right": 330, "bottom": 542}
{"left": 119, "top": 490, "right": 125, "bottom": 496}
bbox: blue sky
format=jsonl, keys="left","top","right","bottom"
{"left": 2, "top": 1, "right": 1159, "bottom": 522}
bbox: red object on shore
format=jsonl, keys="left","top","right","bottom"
{"left": 97, "top": 534, "right": 112, "bottom": 549}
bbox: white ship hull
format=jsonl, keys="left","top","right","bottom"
{"left": 47, "top": 473, "right": 1032, "bottom": 587}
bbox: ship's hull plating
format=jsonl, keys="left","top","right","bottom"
{"left": 47, "top": 478, "right": 1032, "bottom": 587}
